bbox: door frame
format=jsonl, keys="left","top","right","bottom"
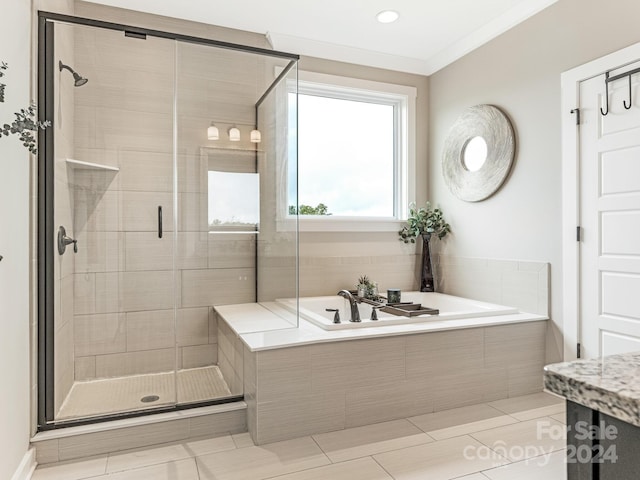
{"left": 561, "top": 41, "right": 640, "bottom": 360}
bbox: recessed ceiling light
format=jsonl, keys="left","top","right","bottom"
{"left": 376, "top": 10, "right": 399, "bottom": 24}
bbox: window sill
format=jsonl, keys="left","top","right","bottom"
{"left": 278, "top": 216, "right": 404, "bottom": 233}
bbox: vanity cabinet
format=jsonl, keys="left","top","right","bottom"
{"left": 567, "top": 400, "right": 640, "bottom": 480}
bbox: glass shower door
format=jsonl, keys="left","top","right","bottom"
{"left": 50, "top": 21, "right": 178, "bottom": 421}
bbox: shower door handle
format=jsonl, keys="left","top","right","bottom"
{"left": 158, "top": 206, "right": 163, "bottom": 239}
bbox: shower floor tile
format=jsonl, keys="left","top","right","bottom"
{"left": 56, "top": 366, "right": 232, "bottom": 421}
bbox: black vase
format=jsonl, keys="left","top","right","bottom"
{"left": 420, "top": 233, "right": 434, "bottom": 292}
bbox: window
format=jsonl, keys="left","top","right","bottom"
{"left": 289, "top": 71, "right": 416, "bottom": 231}
{"left": 208, "top": 171, "right": 259, "bottom": 232}
{"left": 202, "top": 147, "right": 260, "bottom": 233}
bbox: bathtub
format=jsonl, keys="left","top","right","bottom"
{"left": 276, "top": 292, "right": 519, "bottom": 330}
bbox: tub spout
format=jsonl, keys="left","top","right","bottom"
{"left": 337, "top": 290, "right": 361, "bottom": 322}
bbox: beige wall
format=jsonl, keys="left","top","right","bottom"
{"left": 428, "top": 0, "right": 640, "bottom": 364}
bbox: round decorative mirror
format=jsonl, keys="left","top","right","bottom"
{"left": 442, "top": 104, "right": 515, "bottom": 202}
{"left": 462, "top": 136, "right": 488, "bottom": 172}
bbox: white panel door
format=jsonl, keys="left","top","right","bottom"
{"left": 579, "top": 61, "right": 640, "bottom": 359}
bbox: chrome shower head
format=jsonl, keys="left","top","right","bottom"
{"left": 59, "top": 61, "right": 88, "bottom": 87}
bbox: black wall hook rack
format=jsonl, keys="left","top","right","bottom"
{"left": 601, "top": 65, "right": 640, "bottom": 115}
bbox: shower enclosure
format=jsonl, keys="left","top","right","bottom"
{"left": 37, "top": 12, "right": 298, "bottom": 428}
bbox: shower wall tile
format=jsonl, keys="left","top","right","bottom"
{"left": 177, "top": 153, "right": 208, "bottom": 194}
{"left": 95, "top": 348, "right": 175, "bottom": 378}
{"left": 55, "top": 320, "right": 75, "bottom": 414}
{"left": 94, "top": 272, "right": 120, "bottom": 314}
{"left": 118, "top": 150, "right": 173, "bottom": 192}
{"left": 176, "top": 232, "right": 210, "bottom": 270}
{"left": 121, "top": 191, "right": 173, "bottom": 233}
{"left": 74, "top": 148, "right": 120, "bottom": 174}
{"left": 208, "top": 234, "right": 256, "bottom": 269}
{"left": 74, "top": 313, "right": 126, "bottom": 357}
{"left": 182, "top": 344, "right": 217, "bottom": 369}
{"left": 125, "top": 232, "right": 173, "bottom": 271}
{"left": 178, "top": 192, "right": 208, "bottom": 232}
{"left": 75, "top": 356, "right": 96, "bottom": 381}
{"left": 121, "top": 271, "right": 175, "bottom": 312}
{"left": 59, "top": 273, "right": 75, "bottom": 332}
{"left": 177, "top": 307, "right": 210, "bottom": 346}
{"left": 92, "top": 108, "right": 173, "bottom": 152}
{"left": 124, "top": 232, "right": 209, "bottom": 271}
{"left": 181, "top": 268, "right": 255, "bottom": 307}
{"left": 74, "top": 189, "right": 120, "bottom": 233}
{"left": 126, "top": 309, "right": 175, "bottom": 351}
{"left": 70, "top": 23, "right": 263, "bottom": 390}
{"left": 75, "top": 69, "right": 174, "bottom": 116}
{"left": 74, "top": 231, "right": 125, "bottom": 273}
{"left": 208, "top": 308, "right": 219, "bottom": 344}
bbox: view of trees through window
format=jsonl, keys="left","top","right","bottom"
{"left": 293, "top": 92, "right": 395, "bottom": 217}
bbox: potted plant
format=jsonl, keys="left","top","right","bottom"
{"left": 355, "top": 275, "right": 378, "bottom": 300}
{"left": 398, "top": 202, "right": 451, "bottom": 292}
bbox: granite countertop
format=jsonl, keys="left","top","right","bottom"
{"left": 544, "top": 351, "right": 640, "bottom": 427}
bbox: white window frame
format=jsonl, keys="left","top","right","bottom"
{"left": 286, "top": 70, "right": 416, "bottom": 232}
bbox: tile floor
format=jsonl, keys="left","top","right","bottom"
{"left": 33, "top": 391, "right": 567, "bottom": 480}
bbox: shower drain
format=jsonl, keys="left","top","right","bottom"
{"left": 140, "top": 395, "right": 160, "bottom": 403}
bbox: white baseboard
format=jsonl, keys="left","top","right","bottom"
{"left": 11, "top": 448, "right": 36, "bottom": 480}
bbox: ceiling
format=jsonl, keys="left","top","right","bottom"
{"left": 83, "top": 0, "right": 558, "bottom": 75}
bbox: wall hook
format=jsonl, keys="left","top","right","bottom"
{"left": 601, "top": 72, "right": 610, "bottom": 116}
{"left": 624, "top": 75, "right": 632, "bottom": 110}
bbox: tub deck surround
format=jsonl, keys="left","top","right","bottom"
{"left": 544, "top": 351, "right": 640, "bottom": 427}
{"left": 216, "top": 300, "right": 548, "bottom": 445}
{"left": 215, "top": 301, "right": 547, "bottom": 351}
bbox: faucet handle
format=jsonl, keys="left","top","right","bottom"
{"left": 325, "top": 308, "right": 341, "bottom": 324}
{"left": 371, "top": 306, "right": 382, "bottom": 321}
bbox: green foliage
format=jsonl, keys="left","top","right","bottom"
{"left": 355, "top": 274, "right": 378, "bottom": 300}
{"left": 0, "top": 61, "right": 50, "bottom": 154}
{"left": 289, "top": 203, "right": 331, "bottom": 215}
{"left": 398, "top": 202, "right": 451, "bottom": 243}
{"left": 0, "top": 62, "right": 7, "bottom": 103}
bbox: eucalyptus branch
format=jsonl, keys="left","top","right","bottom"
{"left": 0, "top": 62, "right": 7, "bottom": 103}
{"left": 0, "top": 61, "right": 49, "bottom": 154}
{"left": 398, "top": 201, "right": 451, "bottom": 243}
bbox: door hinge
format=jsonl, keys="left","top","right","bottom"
{"left": 577, "top": 342, "right": 581, "bottom": 358}
{"left": 571, "top": 108, "right": 581, "bottom": 125}
{"left": 576, "top": 226, "right": 582, "bottom": 241}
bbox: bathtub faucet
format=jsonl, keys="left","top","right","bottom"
{"left": 337, "top": 290, "right": 361, "bottom": 322}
